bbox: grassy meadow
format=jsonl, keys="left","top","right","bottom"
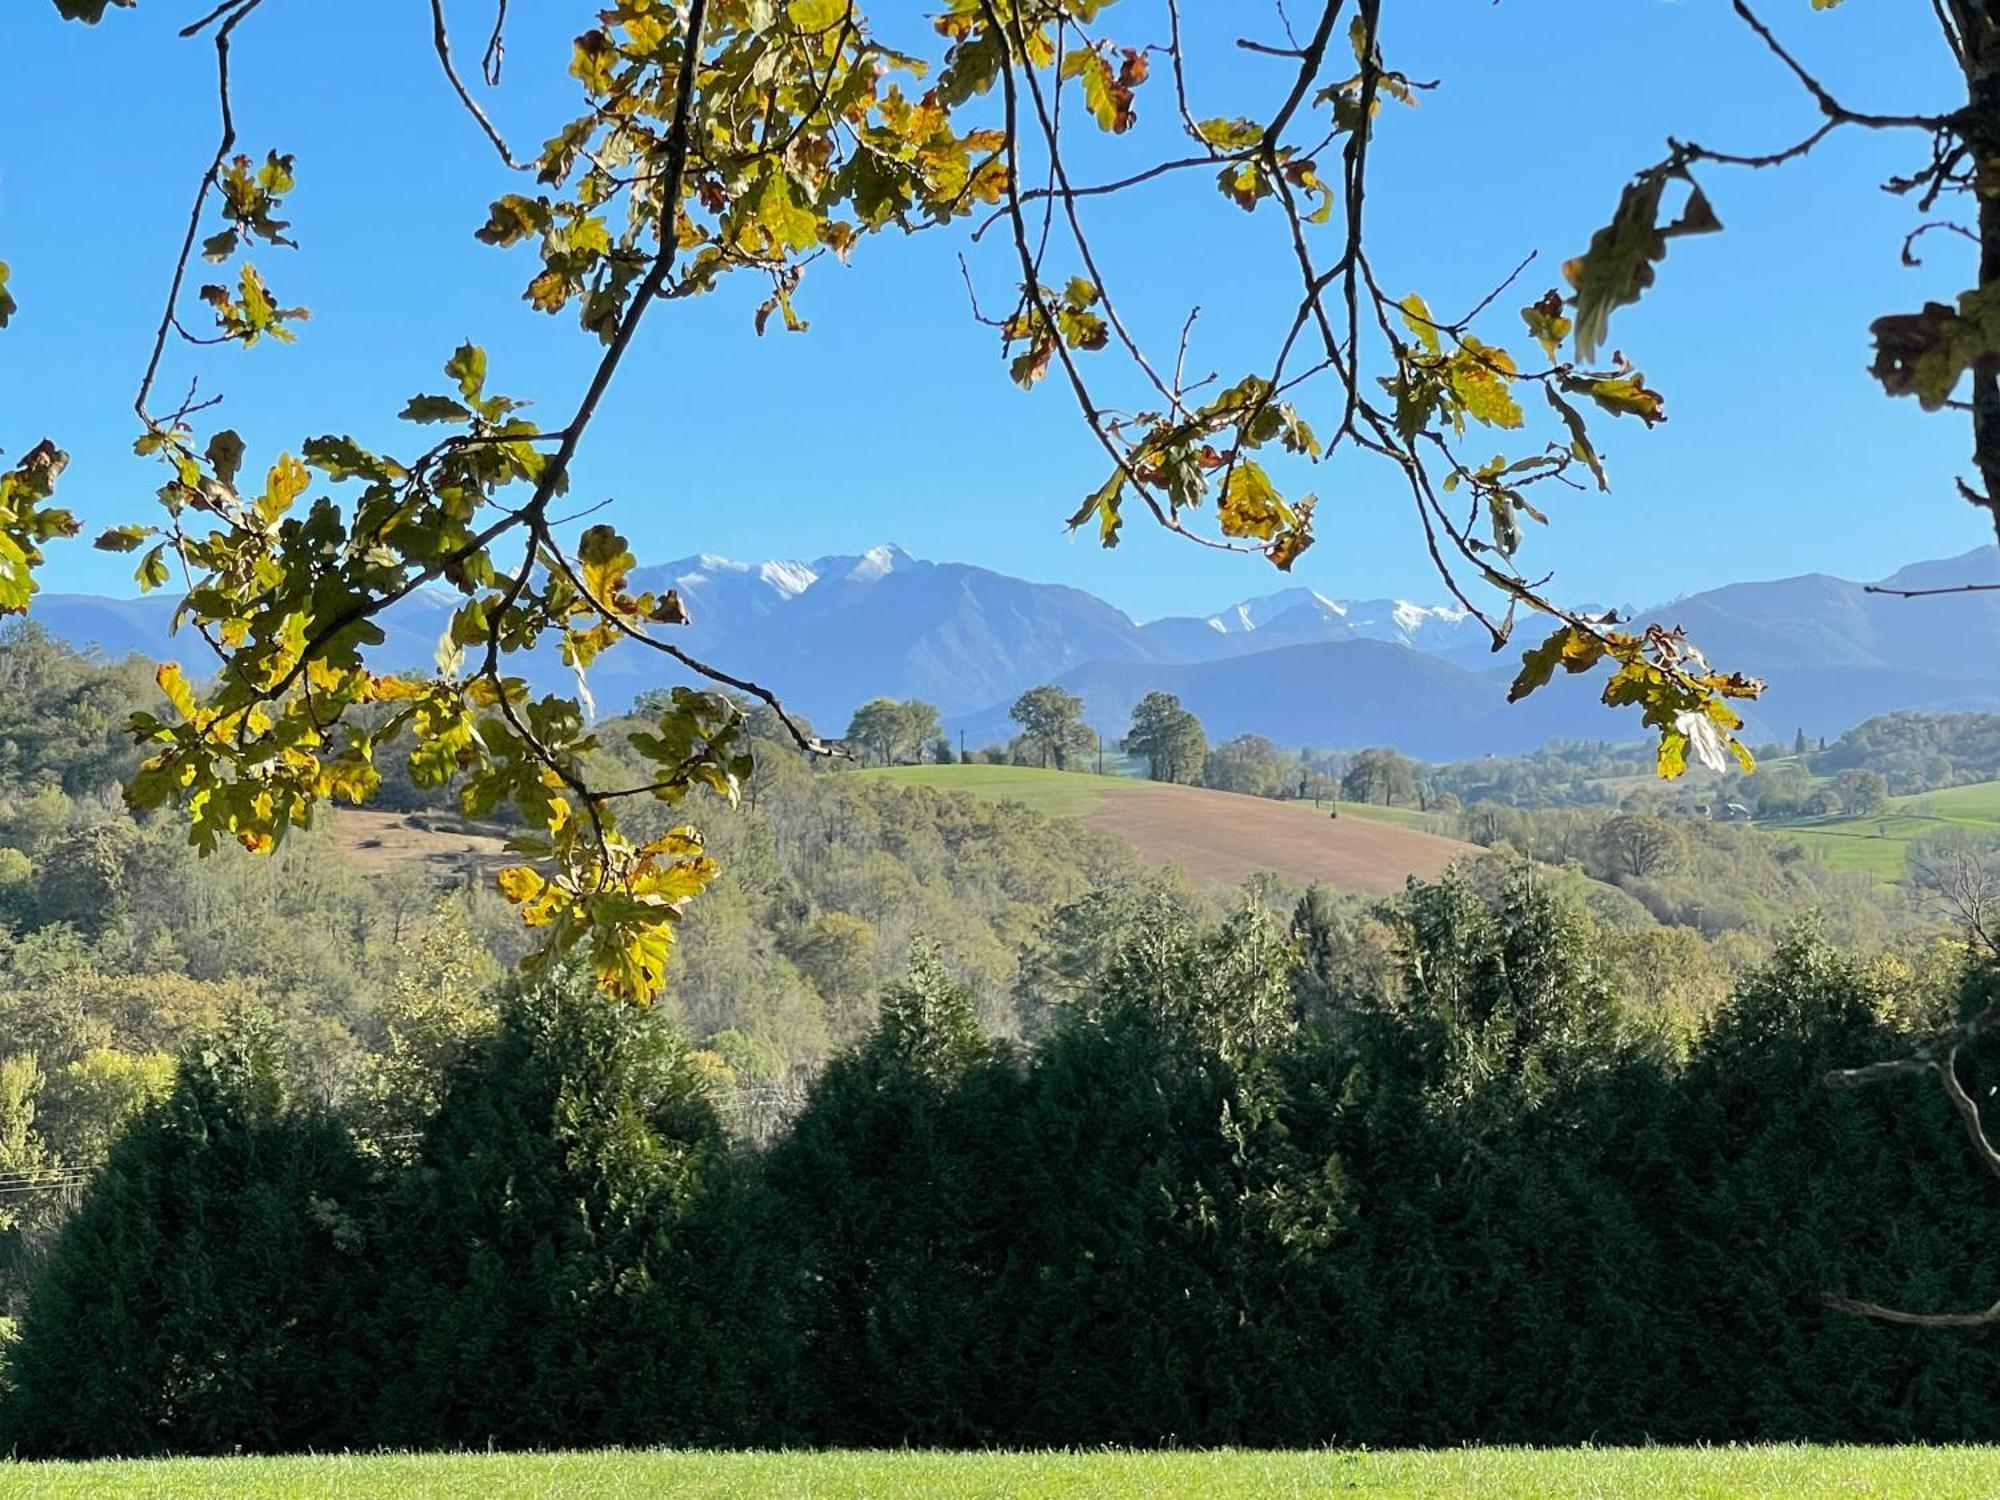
{"left": 1770, "top": 779, "right": 2000, "bottom": 878}
{"left": 3, "top": 1447, "right": 1998, "bottom": 1499}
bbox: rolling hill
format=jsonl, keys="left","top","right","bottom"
{"left": 1766, "top": 779, "right": 2000, "bottom": 879}
{"left": 858, "top": 765, "right": 1476, "bottom": 895}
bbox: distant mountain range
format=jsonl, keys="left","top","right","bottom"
{"left": 27, "top": 542, "right": 2000, "bottom": 761}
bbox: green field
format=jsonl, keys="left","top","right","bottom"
{"left": 5, "top": 1447, "right": 2000, "bottom": 1499}
{"left": 858, "top": 763, "right": 1119, "bottom": 818}
{"left": 858, "top": 764, "right": 1428, "bottom": 829}
{"left": 1767, "top": 779, "right": 2000, "bottom": 878}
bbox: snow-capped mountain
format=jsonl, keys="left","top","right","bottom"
{"left": 24, "top": 542, "right": 2000, "bottom": 754}
{"left": 1140, "top": 586, "right": 1486, "bottom": 663}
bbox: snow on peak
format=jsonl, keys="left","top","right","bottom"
{"left": 758, "top": 559, "right": 818, "bottom": 597}
{"left": 1207, "top": 587, "right": 1346, "bottom": 633}
{"left": 1389, "top": 600, "right": 1467, "bottom": 634}
{"left": 845, "top": 543, "right": 906, "bottom": 582}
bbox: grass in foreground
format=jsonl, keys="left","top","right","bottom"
{"left": 2, "top": 1447, "right": 1997, "bottom": 1499}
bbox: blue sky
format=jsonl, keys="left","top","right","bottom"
{"left": 0, "top": 0, "right": 1984, "bottom": 622}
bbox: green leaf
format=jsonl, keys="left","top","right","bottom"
{"left": 1568, "top": 371, "right": 1666, "bottom": 426}
{"left": 1067, "top": 471, "right": 1125, "bottom": 548}
{"left": 1196, "top": 116, "right": 1263, "bottom": 149}
{"left": 205, "top": 429, "right": 246, "bottom": 488}
{"left": 1544, "top": 386, "right": 1608, "bottom": 491}
{"left": 578, "top": 524, "right": 636, "bottom": 606}
{"left": 1447, "top": 340, "right": 1523, "bottom": 429}
{"left": 1564, "top": 168, "right": 1720, "bottom": 362}
{"left": 135, "top": 544, "right": 172, "bottom": 592}
{"left": 446, "top": 343, "right": 488, "bottom": 404}
{"left": 1060, "top": 47, "right": 1139, "bottom": 134}
{"left": 1508, "top": 624, "right": 1606, "bottom": 703}
{"left": 753, "top": 169, "right": 820, "bottom": 253}
{"left": 1399, "top": 293, "right": 1440, "bottom": 354}
{"left": 52, "top": 0, "right": 135, "bottom": 22}
{"left": 1520, "top": 290, "right": 1570, "bottom": 360}
{"left": 94, "top": 524, "right": 155, "bottom": 553}
{"left": 0, "top": 261, "right": 14, "bottom": 330}
{"left": 401, "top": 394, "right": 474, "bottom": 425}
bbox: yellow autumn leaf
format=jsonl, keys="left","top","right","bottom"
{"left": 156, "top": 662, "right": 196, "bottom": 720}
{"left": 1448, "top": 340, "right": 1523, "bottom": 429}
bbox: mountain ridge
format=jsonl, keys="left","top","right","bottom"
{"left": 26, "top": 542, "right": 2000, "bottom": 759}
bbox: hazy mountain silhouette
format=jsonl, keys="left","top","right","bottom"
{"left": 29, "top": 543, "right": 2000, "bottom": 756}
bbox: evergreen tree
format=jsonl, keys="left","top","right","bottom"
{"left": 369, "top": 965, "right": 741, "bottom": 1448}
{"left": 0, "top": 1033, "right": 375, "bottom": 1457}
{"left": 997, "top": 906, "right": 1331, "bottom": 1444}
{"left": 1663, "top": 934, "right": 2000, "bottom": 1442}
{"left": 760, "top": 946, "right": 1021, "bottom": 1444}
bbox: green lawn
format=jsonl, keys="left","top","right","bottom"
{"left": 1766, "top": 779, "right": 2000, "bottom": 879}
{"left": 4, "top": 1448, "right": 2000, "bottom": 1498}
{"left": 857, "top": 764, "right": 1432, "bottom": 830}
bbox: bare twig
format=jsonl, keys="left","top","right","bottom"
{"left": 429, "top": 0, "right": 530, "bottom": 170}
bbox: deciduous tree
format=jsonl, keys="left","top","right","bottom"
{"left": 1009, "top": 685, "right": 1093, "bottom": 771}
{"left": 1124, "top": 691, "right": 1206, "bottom": 784}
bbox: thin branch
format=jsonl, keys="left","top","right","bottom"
{"left": 1864, "top": 579, "right": 2000, "bottom": 598}
{"left": 1823, "top": 1291, "right": 2000, "bottom": 1327}
{"left": 1262, "top": 1, "right": 1346, "bottom": 149}
{"left": 481, "top": 0, "right": 508, "bottom": 86}
{"left": 137, "top": 0, "right": 263, "bottom": 423}
{"left": 429, "top": 0, "right": 530, "bottom": 170}
{"left": 538, "top": 532, "right": 826, "bottom": 758}
{"left": 259, "top": 0, "right": 710, "bottom": 710}
{"left": 1731, "top": 0, "right": 1961, "bottom": 132}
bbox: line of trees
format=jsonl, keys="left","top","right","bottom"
{"left": 6, "top": 874, "right": 2000, "bottom": 1455}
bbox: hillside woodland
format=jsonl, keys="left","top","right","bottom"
{"left": 2, "top": 886, "right": 1995, "bottom": 1455}
{"left": 0, "top": 627, "right": 1994, "bottom": 1455}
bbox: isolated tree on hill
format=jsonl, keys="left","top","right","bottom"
{"left": 1833, "top": 767, "right": 1891, "bottom": 816}
{"left": 843, "top": 697, "right": 940, "bottom": 767}
{"left": 902, "top": 701, "right": 945, "bottom": 762}
{"left": 1341, "top": 748, "right": 1416, "bottom": 808}
{"left": 1124, "top": 692, "right": 1207, "bottom": 784}
{"left": 1010, "top": 686, "right": 1093, "bottom": 771}
{"left": 12, "top": 0, "right": 1999, "bottom": 1000}
{"left": 844, "top": 699, "right": 904, "bottom": 768}
{"left": 1204, "top": 733, "right": 1289, "bottom": 798}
